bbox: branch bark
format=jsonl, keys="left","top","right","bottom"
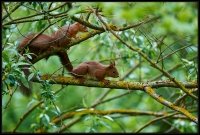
{"left": 144, "top": 86, "right": 197, "bottom": 123}
{"left": 32, "top": 75, "right": 197, "bottom": 90}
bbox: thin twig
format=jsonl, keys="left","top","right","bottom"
{"left": 13, "top": 101, "right": 43, "bottom": 132}
{"left": 120, "top": 62, "right": 140, "bottom": 80}
{"left": 151, "top": 56, "right": 197, "bottom": 81}
{"left": 93, "top": 91, "right": 132, "bottom": 107}
{"left": 3, "top": 2, "right": 69, "bottom": 26}
{"left": 13, "top": 86, "right": 66, "bottom": 132}
{"left": 157, "top": 44, "right": 193, "bottom": 63}
{"left": 2, "top": 2, "right": 23, "bottom": 21}
{"left": 58, "top": 117, "right": 82, "bottom": 133}
{"left": 3, "top": 86, "right": 18, "bottom": 110}
{"left": 135, "top": 112, "right": 179, "bottom": 133}
{"left": 174, "top": 88, "right": 198, "bottom": 105}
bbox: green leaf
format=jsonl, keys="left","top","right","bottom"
{"left": 99, "top": 120, "right": 111, "bottom": 129}
{"left": 181, "top": 58, "right": 193, "bottom": 65}
{"left": 82, "top": 97, "right": 88, "bottom": 108}
{"left": 44, "top": 114, "right": 50, "bottom": 123}
{"left": 27, "top": 99, "right": 37, "bottom": 108}
{"left": 53, "top": 106, "right": 61, "bottom": 115}
{"left": 26, "top": 54, "right": 33, "bottom": 60}
{"left": 8, "top": 74, "right": 16, "bottom": 86}
{"left": 76, "top": 108, "right": 87, "bottom": 112}
{"left": 2, "top": 52, "right": 10, "bottom": 63}
{"left": 14, "top": 62, "right": 30, "bottom": 67}
{"left": 28, "top": 73, "right": 35, "bottom": 81}
{"left": 103, "top": 115, "right": 114, "bottom": 122}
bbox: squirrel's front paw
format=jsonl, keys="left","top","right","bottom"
{"left": 102, "top": 79, "right": 110, "bottom": 85}
{"left": 78, "top": 78, "right": 85, "bottom": 84}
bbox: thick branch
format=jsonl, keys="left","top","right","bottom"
{"left": 31, "top": 30, "right": 102, "bottom": 64}
{"left": 144, "top": 86, "right": 197, "bottom": 123}
{"left": 32, "top": 75, "right": 197, "bottom": 90}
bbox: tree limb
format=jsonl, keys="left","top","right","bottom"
{"left": 52, "top": 109, "right": 189, "bottom": 125}
{"left": 32, "top": 74, "right": 197, "bottom": 90}
{"left": 144, "top": 86, "right": 197, "bottom": 123}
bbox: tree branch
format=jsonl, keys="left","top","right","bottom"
{"left": 2, "top": 2, "right": 23, "bottom": 21}
{"left": 144, "top": 86, "right": 197, "bottom": 123}
{"left": 3, "top": 2, "right": 70, "bottom": 26}
{"left": 13, "top": 101, "right": 43, "bottom": 132}
{"left": 95, "top": 13, "right": 198, "bottom": 100}
{"left": 135, "top": 112, "right": 179, "bottom": 133}
{"left": 31, "top": 30, "right": 103, "bottom": 64}
{"left": 32, "top": 75, "right": 197, "bottom": 90}
{"left": 52, "top": 109, "right": 189, "bottom": 125}
{"left": 174, "top": 88, "right": 198, "bottom": 106}
{"left": 157, "top": 44, "right": 194, "bottom": 63}
{"left": 57, "top": 117, "right": 82, "bottom": 133}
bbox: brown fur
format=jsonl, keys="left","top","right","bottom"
{"left": 17, "top": 22, "right": 88, "bottom": 96}
{"left": 71, "top": 61, "right": 119, "bottom": 82}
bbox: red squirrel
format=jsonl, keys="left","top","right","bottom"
{"left": 18, "top": 22, "right": 87, "bottom": 60}
{"left": 71, "top": 61, "right": 119, "bottom": 84}
{"left": 18, "top": 21, "right": 119, "bottom": 95}
{"left": 51, "top": 22, "right": 88, "bottom": 48}
{"left": 18, "top": 33, "right": 54, "bottom": 59}
{"left": 18, "top": 22, "right": 88, "bottom": 96}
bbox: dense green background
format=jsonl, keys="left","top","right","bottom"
{"left": 2, "top": 2, "right": 198, "bottom": 133}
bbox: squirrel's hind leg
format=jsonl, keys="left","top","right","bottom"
{"left": 71, "top": 65, "right": 88, "bottom": 78}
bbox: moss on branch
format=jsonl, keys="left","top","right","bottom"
{"left": 32, "top": 74, "right": 197, "bottom": 91}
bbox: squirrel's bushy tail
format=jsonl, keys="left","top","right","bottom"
{"left": 19, "top": 82, "right": 32, "bottom": 96}
{"left": 57, "top": 51, "right": 73, "bottom": 72}
{"left": 18, "top": 51, "right": 73, "bottom": 96}
{"left": 19, "top": 66, "right": 32, "bottom": 96}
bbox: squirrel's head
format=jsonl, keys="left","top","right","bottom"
{"left": 106, "top": 61, "right": 119, "bottom": 78}
{"left": 75, "top": 22, "right": 88, "bottom": 32}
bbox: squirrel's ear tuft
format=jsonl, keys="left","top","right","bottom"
{"left": 108, "top": 61, "right": 115, "bottom": 68}
{"left": 110, "top": 61, "right": 115, "bottom": 66}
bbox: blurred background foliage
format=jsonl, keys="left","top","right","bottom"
{"left": 2, "top": 2, "right": 198, "bottom": 133}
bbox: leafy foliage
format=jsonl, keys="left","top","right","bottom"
{"left": 2, "top": 2, "right": 197, "bottom": 133}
